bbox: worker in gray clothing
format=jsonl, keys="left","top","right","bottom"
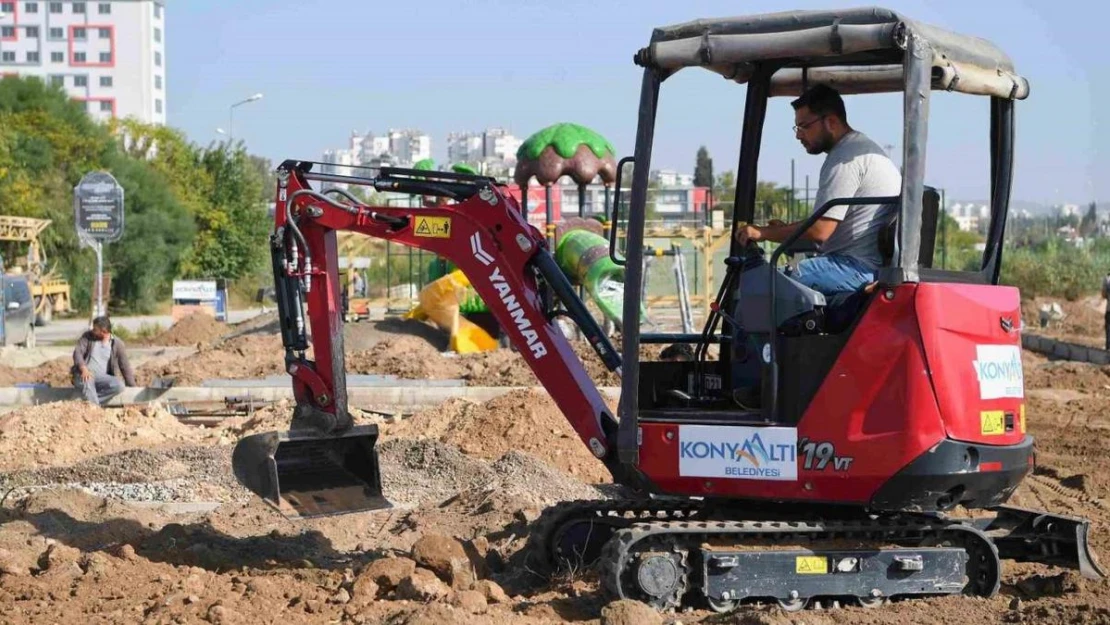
{"left": 71, "top": 316, "right": 137, "bottom": 406}
{"left": 735, "top": 84, "right": 902, "bottom": 296}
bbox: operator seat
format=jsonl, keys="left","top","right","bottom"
{"left": 733, "top": 259, "right": 827, "bottom": 335}
{"left": 825, "top": 187, "right": 941, "bottom": 332}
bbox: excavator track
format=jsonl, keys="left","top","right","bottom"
{"left": 597, "top": 517, "right": 1001, "bottom": 612}
{"left": 524, "top": 498, "right": 712, "bottom": 575}
{"left": 525, "top": 499, "right": 1005, "bottom": 612}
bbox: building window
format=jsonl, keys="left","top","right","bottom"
{"left": 98, "top": 52, "right": 110, "bottom": 63}
{"left": 97, "top": 2, "right": 109, "bottom": 14}
{"left": 73, "top": 27, "right": 87, "bottom": 40}
{"left": 0, "top": 2, "right": 14, "bottom": 13}
{"left": 48, "top": 1, "right": 60, "bottom": 12}
{"left": 25, "top": 26, "right": 38, "bottom": 37}
{"left": 50, "top": 51, "right": 63, "bottom": 62}
{"left": 49, "top": 74, "right": 63, "bottom": 86}
{"left": 154, "top": 51, "right": 161, "bottom": 67}
{"left": 154, "top": 27, "right": 161, "bottom": 43}
{"left": 73, "top": 51, "right": 86, "bottom": 63}
{"left": 49, "top": 27, "right": 63, "bottom": 39}
{"left": 0, "top": 26, "right": 14, "bottom": 38}
{"left": 1, "top": 52, "right": 14, "bottom": 63}
{"left": 72, "top": 2, "right": 85, "bottom": 13}
{"left": 155, "top": 98, "right": 162, "bottom": 114}
{"left": 25, "top": 2, "right": 37, "bottom": 12}
{"left": 154, "top": 75, "right": 162, "bottom": 90}
{"left": 154, "top": 3, "right": 161, "bottom": 18}
{"left": 98, "top": 27, "right": 110, "bottom": 39}
{"left": 26, "top": 51, "right": 38, "bottom": 62}
{"left": 99, "top": 75, "right": 111, "bottom": 87}
{"left": 99, "top": 100, "right": 111, "bottom": 112}
{"left": 74, "top": 75, "right": 87, "bottom": 87}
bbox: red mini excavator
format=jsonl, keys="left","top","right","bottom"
{"left": 232, "top": 7, "right": 1103, "bottom": 612}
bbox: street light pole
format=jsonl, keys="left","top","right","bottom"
{"left": 229, "top": 93, "right": 263, "bottom": 143}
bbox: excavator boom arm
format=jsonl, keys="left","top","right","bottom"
{"left": 270, "top": 161, "right": 623, "bottom": 476}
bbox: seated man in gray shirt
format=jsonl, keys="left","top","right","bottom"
{"left": 71, "top": 315, "right": 137, "bottom": 406}
{"left": 736, "top": 84, "right": 902, "bottom": 295}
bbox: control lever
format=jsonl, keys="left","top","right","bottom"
{"left": 709, "top": 301, "right": 741, "bottom": 330}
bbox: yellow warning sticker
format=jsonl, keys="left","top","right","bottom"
{"left": 1020, "top": 404, "right": 1026, "bottom": 434}
{"left": 795, "top": 556, "right": 828, "bottom": 575}
{"left": 413, "top": 216, "right": 452, "bottom": 238}
{"left": 981, "top": 410, "right": 1006, "bottom": 436}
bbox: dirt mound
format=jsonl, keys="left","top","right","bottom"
{"left": 146, "top": 312, "right": 229, "bottom": 347}
{"left": 212, "top": 401, "right": 387, "bottom": 441}
{"left": 345, "top": 317, "right": 450, "bottom": 352}
{"left": 386, "top": 389, "right": 614, "bottom": 483}
{"left": 347, "top": 336, "right": 461, "bottom": 380}
{"left": 347, "top": 336, "right": 622, "bottom": 388}
{"left": 0, "top": 401, "right": 206, "bottom": 471}
{"left": 222, "top": 310, "right": 280, "bottom": 340}
{"left": 138, "top": 333, "right": 286, "bottom": 385}
{"left": 0, "top": 357, "right": 75, "bottom": 387}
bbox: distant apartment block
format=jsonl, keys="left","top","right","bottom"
{"left": 0, "top": 0, "right": 167, "bottom": 124}
{"left": 650, "top": 169, "right": 694, "bottom": 187}
{"left": 446, "top": 127, "right": 522, "bottom": 175}
{"left": 322, "top": 129, "right": 432, "bottom": 179}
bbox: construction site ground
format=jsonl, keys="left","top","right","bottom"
{"left": 0, "top": 302, "right": 1108, "bottom": 624}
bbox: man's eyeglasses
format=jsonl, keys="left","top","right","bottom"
{"left": 793, "top": 116, "right": 825, "bottom": 133}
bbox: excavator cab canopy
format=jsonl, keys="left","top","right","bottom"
{"left": 614, "top": 6, "right": 1028, "bottom": 459}
{"left": 638, "top": 7, "right": 1028, "bottom": 99}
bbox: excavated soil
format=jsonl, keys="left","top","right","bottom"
{"left": 3, "top": 307, "right": 660, "bottom": 389}
{"left": 138, "top": 334, "right": 288, "bottom": 386}
{"left": 0, "top": 310, "right": 1109, "bottom": 622}
{"left": 143, "top": 313, "right": 230, "bottom": 347}
{"left": 384, "top": 389, "right": 618, "bottom": 484}
{"left": 0, "top": 349, "right": 1107, "bottom": 624}
{"left": 1023, "top": 295, "right": 1107, "bottom": 348}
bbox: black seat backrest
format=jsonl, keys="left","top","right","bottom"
{"left": 878, "top": 186, "right": 940, "bottom": 268}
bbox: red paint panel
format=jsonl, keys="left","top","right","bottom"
{"left": 915, "top": 283, "right": 1025, "bottom": 446}
{"left": 1, "top": 2, "right": 18, "bottom": 42}
{"left": 69, "top": 24, "right": 115, "bottom": 68}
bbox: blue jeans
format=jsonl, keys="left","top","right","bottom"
{"left": 791, "top": 254, "right": 876, "bottom": 296}
{"left": 73, "top": 373, "right": 124, "bottom": 406}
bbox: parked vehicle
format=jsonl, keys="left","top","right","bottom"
{"left": 1, "top": 274, "right": 37, "bottom": 348}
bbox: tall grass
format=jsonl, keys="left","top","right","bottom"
{"left": 1000, "top": 239, "right": 1110, "bottom": 301}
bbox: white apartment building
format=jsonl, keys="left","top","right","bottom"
{"left": 446, "top": 127, "right": 521, "bottom": 171}
{"left": 322, "top": 128, "right": 431, "bottom": 176}
{"left": 0, "top": 0, "right": 166, "bottom": 124}
{"left": 650, "top": 169, "right": 694, "bottom": 187}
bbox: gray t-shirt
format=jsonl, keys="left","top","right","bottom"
{"left": 87, "top": 340, "right": 112, "bottom": 377}
{"left": 812, "top": 130, "right": 902, "bottom": 269}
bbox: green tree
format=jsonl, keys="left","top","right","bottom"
{"left": 102, "top": 151, "right": 195, "bottom": 311}
{"left": 694, "top": 146, "right": 713, "bottom": 188}
{"left": 1080, "top": 201, "right": 1098, "bottom": 238}
{"left": 714, "top": 171, "right": 736, "bottom": 219}
{"left": 181, "top": 144, "right": 269, "bottom": 281}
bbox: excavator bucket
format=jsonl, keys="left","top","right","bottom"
{"left": 231, "top": 425, "right": 391, "bottom": 519}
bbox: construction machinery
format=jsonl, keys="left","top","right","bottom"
{"left": 0, "top": 216, "right": 72, "bottom": 326}
{"left": 232, "top": 7, "right": 1103, "bottom": 612}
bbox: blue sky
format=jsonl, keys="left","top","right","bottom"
{"left": 165, "top": 0, "right": 1107, "bottom": 205}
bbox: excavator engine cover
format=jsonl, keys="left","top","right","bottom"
{"left": 232, "top": 425, "right": 391, "bottom": 519}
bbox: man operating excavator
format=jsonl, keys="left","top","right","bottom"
{"left": 735, "top": 84, "right": 901, "bottom": 296}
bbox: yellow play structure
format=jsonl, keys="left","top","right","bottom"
{"left": 404, "top": 269, "right": 498, "bottom": 354}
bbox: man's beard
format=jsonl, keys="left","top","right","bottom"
{"left": 805, "top": 130, "right": 835, "bottom": 154}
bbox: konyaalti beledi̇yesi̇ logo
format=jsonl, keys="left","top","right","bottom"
{"left": 677, "top": 425, "right": 798, "bottom": 481}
